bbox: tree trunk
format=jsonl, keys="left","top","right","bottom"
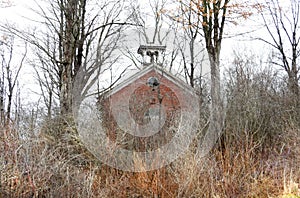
{"left": 198, "top": 0, "right": 229, "bottom": 156}
{"left": 60, "top": 63, "right": 73, "bottom": 116}
{"left": 6, "top": 93, "right": 12, "bottom": 125}
{"left": 208, "top": 49, "right": 223, "bottom": 139}
{"left": 199, "top": 47, "right": 224, "bottom": 156}
{"left": 60, "top": 0, "right": 77, "bottom": 116}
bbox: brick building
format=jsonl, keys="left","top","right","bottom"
{"left": 99, "top": 45, "right": 198, "bottom": 152}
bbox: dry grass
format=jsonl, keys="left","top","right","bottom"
{"left": 2, "top": 16, "right": 300, "bottom": 197}
{"left": 0, "top": 121, "right": 299, "bottom": 198}
{"left": 1, "top": 63, "right": 300, "bottom": 197}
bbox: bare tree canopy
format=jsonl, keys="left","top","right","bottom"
{"left": 258, "top": 0, "right": 300, "bottom": 96}
{"left": 3, "top": 0, "right": 134, "bottom": 118}
{"left": 0, "top": 34, "right": 26, "bottom": 126}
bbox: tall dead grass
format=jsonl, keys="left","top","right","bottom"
{"left": 1, "top": 57, "right": 300, "bottom": 197}
{"left": 1, "top": 123, "right": 299, "bottom": 197}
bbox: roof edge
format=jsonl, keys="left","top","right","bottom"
{"left": 105, "top": 64, "right": 197, "bottom": 97}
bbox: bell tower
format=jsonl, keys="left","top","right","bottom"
{"left": 137, "top": 44, "right": 166, "bottom": 66}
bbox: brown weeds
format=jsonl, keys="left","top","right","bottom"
{"left": 0, "top": 124, "right": 299, "bottom": 197}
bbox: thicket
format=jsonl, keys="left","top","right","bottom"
{"left": 0, "top": 59, "right": 299, "bottom": 197}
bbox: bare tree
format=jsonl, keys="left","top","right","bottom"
{"left": 32, "top": 50, "right": 59, "bottom": 120}
{"left": 258, "top": 0, "right": 300, "bottom": 96}
{"left": 201, "top": 0, "right": 229, "bottom": 137}
{"left": 174, "top": 0, "right": 263, "bottom": 154}
{"left": 125, "top": 0, "right": 172, "bottom": 68}
{"left": 176, "top": 1, "right": 207, "bottom": 88}
{"left": 5, "top": 0, "right": 133, "bottom": 118}
{"left": 174, "top": 0, "right": 229, "bottom": 154}
{"left": 132, "top": 0, "right": 169, "bottom": 45}
{"left": 0, "top": 35, "right": 26, "bottom": 125}
{"left": 127, "top": 0, "right": 207, "bottom": 86}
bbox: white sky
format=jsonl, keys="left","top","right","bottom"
{"left": 0, "top": 0, "right": 290, "bottom": 108}
{"left": 0, "top": 0, "right": 41, "bottom": 105}
{"left": 0, "top": 0, "right": 37, "bottom": 23}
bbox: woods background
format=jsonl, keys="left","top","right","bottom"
{"left": 0, "top": 0, "right": 299, "bottom": 197}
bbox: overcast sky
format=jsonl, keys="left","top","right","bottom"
{"left": 0, "top": 0, "right": 283, "bottom": 106}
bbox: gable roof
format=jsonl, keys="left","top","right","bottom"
{"left": 105, "top": 63, "right": 197, "bottom": 97}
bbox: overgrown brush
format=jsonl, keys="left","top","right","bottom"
{"left": 1, "top": 121, "right": 299, "bottom": 197}
{"left": 1, "top": 57, "right": 300, "bottom": 197}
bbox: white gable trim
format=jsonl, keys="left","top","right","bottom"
{"left": 105, "top": 63, "right": 197, "bottom": 97}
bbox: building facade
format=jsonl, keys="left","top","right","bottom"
{"left": 99, "top": 45, "right": 198, "bottom": 152}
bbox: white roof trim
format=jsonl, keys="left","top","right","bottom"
{"left": 106, "top": 63, "right": 197, "bottom": 97}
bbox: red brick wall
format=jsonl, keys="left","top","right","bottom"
{"left": 100, "top": 69, "right": 192, "bottom": 152}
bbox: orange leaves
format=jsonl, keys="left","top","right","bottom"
{"left": 251, "top": 3, "right": 265, "bottom": 13}
{"left": 173, "top": 0, "right": 265, "bottom": 29}
{"left": 159, "top": 8, "right": 167, "bottom": 14}
{"left": 241, "top": 11, "right": 253, "bottom": 19}
{"left": 226, "top": 2, "right": 265, "bottom": 19}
